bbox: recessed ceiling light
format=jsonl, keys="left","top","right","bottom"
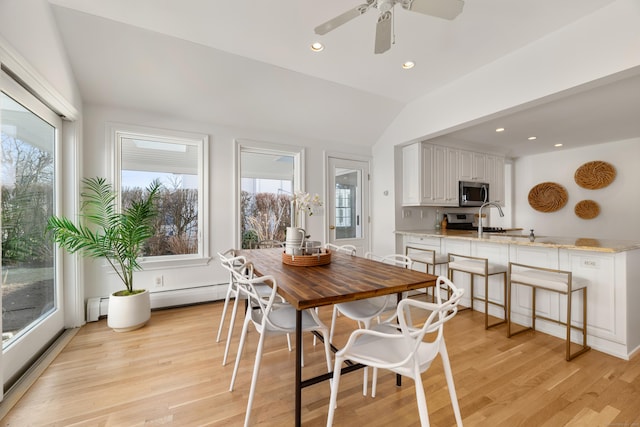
{"left": 310, "top": 42, "right": 324, "bottom": 52}
{"left": 402, "top": 61, "right": 415, "bottom": 70}
{"left": 554, "top": 143, "right": 563, "bottom": 147}
{"left": 495, "top": 128, "right": 505, "bottom": 132}
{"left": 528, "top": 136, "right": 537, "bottom": 140}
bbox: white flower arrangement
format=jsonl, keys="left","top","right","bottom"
{"left": 293, "top": 191, "right": 322, "bottom": 227}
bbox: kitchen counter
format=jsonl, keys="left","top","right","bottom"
{"left": 395, "top": 229, "right": 640, "bottom": 253}
{"left": 397, "top": 229, "right": 640, "bottom": 360}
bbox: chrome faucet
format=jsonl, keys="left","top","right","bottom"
{"left": 478, "top": 201, "right": 504, "bottom": 237}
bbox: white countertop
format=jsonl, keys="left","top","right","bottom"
{"left": 396, "top": 229, "right": 640, "bottom": 253}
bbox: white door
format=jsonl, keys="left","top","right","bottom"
{"left": 327, "top": 157, "right": 370, "bottom": 256}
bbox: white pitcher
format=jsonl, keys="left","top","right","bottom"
{"left": 285, "top": 227, "right": 305, "bottom": 255}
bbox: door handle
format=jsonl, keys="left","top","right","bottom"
{"left": 329, "top": 225, "right": 335, "bottom": 230}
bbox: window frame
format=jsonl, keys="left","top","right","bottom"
{"left": 235, "top": 139, "right": 305, "bottom": 248}
{"left": 109, "top": 122, "right": 210, "bottom": 268}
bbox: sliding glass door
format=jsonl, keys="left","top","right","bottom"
{"left": 1, "top": 70, "right": 64, "bottom": 392}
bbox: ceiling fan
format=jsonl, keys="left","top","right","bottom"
{"left": 314, "top": 0, "right": 465, "bottom": 54}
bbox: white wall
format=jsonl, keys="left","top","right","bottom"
{"left": 0, "top": 0, "right": 82, "bottom": 110}
{"left": 513, "top": 139, "right": 640, "bottom": 240}
{"left": 82, "top": 104, "right": 371, "bottom": 300}
{"left": 371, "top": 0, "right": 640, "bottom": 255}
{"left": 1, "top": 0, "right": 85, "bottom": 328}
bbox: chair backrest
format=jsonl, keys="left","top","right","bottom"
{"left": 230, "top": 266, "right": 291, "bottom": 332}
{"left": 365, "top": 252, "right": 412, "bottom": 268}
{"left": 218, "top": 250, "right": 249, "bottom": 282}
{"left": 325, "top": 243, "right": 356, "bottom": 255}
{"left": 255, "top": 240, "right": 284, "bottom": 249}
{"left": 395, "top": 276, "right": 464, "bottom": 353}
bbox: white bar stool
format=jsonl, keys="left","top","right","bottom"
{"left": 447, "top": 253, "right": 507, "bottom": 329}
{"left": 405, "top": 246, "right": 449, "bottom": 275}
{"left": 507, "top": 262, "right": 590, "bottom": 361}
{"left": 406, "top": 246, "right": 449, "bottom": 301}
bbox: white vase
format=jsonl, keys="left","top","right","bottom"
{"left": 285, "top": 227, "right": 305, "bottom": 255}
{"left": 107, "top": 289, "right": 151, "bottom": 332}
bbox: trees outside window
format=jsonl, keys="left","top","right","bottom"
{"left": 113, "top": 125, "right": 208, "bottom": 259}
{"left": 239, "top": 146, "right": 302, "bottom": 249}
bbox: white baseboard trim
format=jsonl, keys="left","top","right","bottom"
{"left": 86, "top": 283, "right": 227, "bottom": 322}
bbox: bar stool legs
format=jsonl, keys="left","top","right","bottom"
{"left": 405, "top": 246, "right": 449, "bottom": 302}
{"left": 507, "top": 262, "right": 591, "bottom": 361}
{"left": 447, "top": 253, "right": 507, "bottom": 330}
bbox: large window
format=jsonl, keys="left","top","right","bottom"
{"left": 239, "top": 144, "right": 303, "bottom": 249}
{"left": 112, "top": 124, "right": 208, "bottom": 260}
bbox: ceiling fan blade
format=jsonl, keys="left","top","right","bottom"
{"left": 405, "top": 0, "right": 465, "bottom": 20}
{"left": 314, "top": 1, "right": 376, "bottom": 35}
{"left": 374, "top": 11, "right": 393, "bottom": 54}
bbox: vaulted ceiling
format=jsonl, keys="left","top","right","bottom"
{"left": 48, "top": 0, "right": 639, "bottom": 157}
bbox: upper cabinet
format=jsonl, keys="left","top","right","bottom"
{"left": 458, "top": 150, "right": 487, "bottom": 182}
{"left": 486, "top": 154, "right": 505, "bottom": 206}
{"left": 402, "top": 142, "right": 433, "bottom": 205}
{"left": 402, "top": 142, "right": 505, "bottom": 207}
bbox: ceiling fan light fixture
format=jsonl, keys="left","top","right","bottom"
{"left": 310, "top": 42, "right": 324, "bottom": 52}
{"left": 402, "top": 61, "right": 415, "bottom": 69}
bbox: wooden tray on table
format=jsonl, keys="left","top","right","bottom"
{"left": 282, "top": 250, "right": 332, "bottom": 266}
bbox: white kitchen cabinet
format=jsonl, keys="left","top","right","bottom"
{"left": 403, "top": 143, "right": 505, "bottom": 207}
{"left": 445, "top": 147, "right": 459, "bottom": 205}
{"left": 559, "top": 250, "right": 626, "bottom": 355}
{"left": 458, "top": 150, "right": 487, "bottom": 182}
{"left": 402, "top": 142, "right": 432, "bottom": 205}
{"left": 432, "top": 145, "right": 458, "bottom": 206}
{"left": 486, "top": 154, "right": 505, "bottom": 206}
{"left": 507, "top": 244, "right": 636, "bottom": 360}
{"left": 402, "top": 142, "right": 458, "bottom": 206}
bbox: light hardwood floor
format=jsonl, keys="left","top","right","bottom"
{"left": 1, "top": 300, "right": 639, "bottom": 426}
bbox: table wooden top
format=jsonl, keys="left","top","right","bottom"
{"left": 237, "top": 248, "right": 438, "bottom": 310}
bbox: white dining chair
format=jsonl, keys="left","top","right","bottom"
{"left": 228, "top": 263, "right": 333, "bottom": 427}
{"left": 324, "top": 243, "right": 357, "bottom": 255}
{"left": 216, "top": 250, "right": 290, "bottom": 366}
{"left": 326, "top": 276, "right": 465, "bottom": 427}
{"left": 328, "top": 252, "right": 412, "bottom": 396}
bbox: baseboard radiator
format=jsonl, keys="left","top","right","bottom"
{"left": 86, "top": 284, "right": 226, "bottom": 322}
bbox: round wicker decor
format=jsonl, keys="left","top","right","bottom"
{"left": 528, "top": 182, "right": 568, "bottom": 212}
{"left": 574, "top": 161, "right": 616, "bottom": 189}
{"left": 574, "top": 200, "right": 600, "bottom": 219}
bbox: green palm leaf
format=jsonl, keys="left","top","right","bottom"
{"left": 46, "top": 177, "right": 162, "bottom": 293}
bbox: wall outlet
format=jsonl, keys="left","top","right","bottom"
{"left": 155, "top": 275, "right": 164, "bottom": 286}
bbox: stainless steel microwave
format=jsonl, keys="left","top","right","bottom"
{"left": 459, "top": 181, "right": 489, "bottom": 207}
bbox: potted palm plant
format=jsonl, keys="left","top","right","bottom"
{"left": 47, "top": 176, "right": 162, "bottom": 332}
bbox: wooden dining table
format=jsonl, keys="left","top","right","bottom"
{"left": 237, "top": 247, "right": 438, "bottom": 426}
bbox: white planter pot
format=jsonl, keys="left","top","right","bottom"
{"left": 107, "top": 289, "right": 151, "bottom": 332}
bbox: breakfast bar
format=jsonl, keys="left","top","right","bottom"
{"left": 396, "top": 229, "right": 640, "bottom": 360}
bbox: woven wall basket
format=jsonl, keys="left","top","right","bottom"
{"left": 575, "top": 200, "right": 600, "bottom": 219}
{"left": 575, "top": 161, "right": 616, "bottom": 189}
{"left": 528, "top": 182, "right": 568, "bottom": 212}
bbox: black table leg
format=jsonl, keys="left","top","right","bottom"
{"left": 295, "top": 309, "right": 302, "bottom": 427}
{"left": 397, "top": 292, "right": 402, "bottom": 387}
